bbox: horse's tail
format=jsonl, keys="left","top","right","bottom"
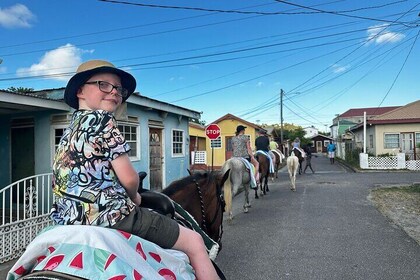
{"left": 221, "top": 160, "right": 233, "bottom": 217}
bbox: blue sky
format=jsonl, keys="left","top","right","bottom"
{"left": 1, "top": 1, "right": 419, "bottom": 131}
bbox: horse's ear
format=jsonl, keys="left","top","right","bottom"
{"left": 220, "top": 169, "right": 230, "bottom": 186}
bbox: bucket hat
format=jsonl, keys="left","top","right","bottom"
{"left": 64, "top": 60, "right": 136, "bottom": 109}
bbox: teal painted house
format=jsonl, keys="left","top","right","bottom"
{"left": 0, "top": 89, "right": 200, "bottom": 191}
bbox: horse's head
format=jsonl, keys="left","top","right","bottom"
{"left": 164, "top": 171, "right": 228, "bottom": 245}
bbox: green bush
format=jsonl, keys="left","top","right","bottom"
{"left": 345, "top": 147, "right": 362, "bottom": 167}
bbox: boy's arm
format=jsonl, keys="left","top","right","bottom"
{"left": 111, "top": 154, "right": 141, "bottom": 205}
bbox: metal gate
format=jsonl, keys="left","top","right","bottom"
{"left": 0, "top": 173, "right": 54, "bottom": 264}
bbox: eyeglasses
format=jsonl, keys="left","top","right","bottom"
{"left": 84, "top": 81, "right": 128, "bottom": 98}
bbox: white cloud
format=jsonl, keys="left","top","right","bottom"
{"left": 16, "top": 44, "right": 88, "bottom": 81}
{"left": 0, "top": 66, "right": 6, "bottom": 74}
{"left": 331, "top": 64, "right": 349, "bottom": 74}
{"left": 0, "top": 4, "right": 36, "bottom": 28}
{"left": 256, "top": 81, "right": 264, "bottom": 87}
{"left": 367, "top": 24, "right": 405, "bottom": 44}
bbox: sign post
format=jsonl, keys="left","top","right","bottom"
{"left": 205, "top": 124, "right": 221, "bottom": 171}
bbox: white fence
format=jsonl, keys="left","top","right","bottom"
{"left": 191, "top": 151, "right": 207, "bottom": 165}
{"left": 360, "top": 153, "right": 420, "bottom": 171}
{"left": 0, "top": 173, "right": 54, "bottom": 264}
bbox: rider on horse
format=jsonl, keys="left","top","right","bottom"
{"left": 49, "top": 59, "right": 219, "bottom": 279}
{"left": 231, "top": 125, "right": 259, "bottom": 182}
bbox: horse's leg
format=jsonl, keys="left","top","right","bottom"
{"left": 243, "top": 183, "right": 250, "bottom": 213}
{"left": 265, "top": 172, "right": 269, "bottom": 193}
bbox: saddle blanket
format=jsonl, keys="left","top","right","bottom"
{"left": 236, "top": 157, "right": 257, "bottom": 189}
{"left": 256, "top": 150, "right": 275, "bottom": 173}
{"left": 7, "top": 225, "right": 195, "bottom": 280}
{"left": 271, "top": 149, "right": 285, "bottom": 161}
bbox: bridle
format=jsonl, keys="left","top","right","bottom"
{"left": 193, "top": 175, "right": 225, "bottom": 244}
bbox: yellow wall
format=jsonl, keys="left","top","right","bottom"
{"left": 206, "top": 120, "right": 259, "bottom": 168}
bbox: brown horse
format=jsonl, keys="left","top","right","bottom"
{"left": 15, "top": 171, "right": 230, "bottom": 280}
{"left": 255, "top": 151, "right": 271, "bottom": 198}
{"left": 163, "top": 171, "right": 230, "bottom": 247}
{"left": 270, "top": 150, "right": 284, "bottom": 180}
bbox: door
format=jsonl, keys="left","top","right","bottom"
{"left": 316, "top": 141, "right": 323, "bottom": 153}
{"left": 11, "top": 123, "right": 35, "bottom": 203}
{"left": 401, "top": 133, "right": 414, "bottom": 159}
{"left": 149, "top": 128, "right": 163, "bottom": 191}
{"left": 225, "top": 136, "right": 233, "bottom": 160}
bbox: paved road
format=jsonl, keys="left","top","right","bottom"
{"left": 216, "top": 154, "right": 420, "bottom": 280}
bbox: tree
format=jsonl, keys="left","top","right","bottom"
{"left": 190, "top": 118, "right": 206, "bottom": 126}
{"left": 7, "top": 87, "right": 34, "bottom": 93}
{"left": 270, "top": 123, "right": 307, "bottom": 144}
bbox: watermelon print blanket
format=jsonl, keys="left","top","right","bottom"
{"left": 7, "top": 225, "right": 195, "bottom": 280}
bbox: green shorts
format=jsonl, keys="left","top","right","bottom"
{"left": 111, "top": 206, "right": 180, "bottom": 249}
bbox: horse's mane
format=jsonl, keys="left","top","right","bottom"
{"left": 162, "top": 171, "right": 218, "bottom": 197}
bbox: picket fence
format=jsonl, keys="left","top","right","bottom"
{"left": 360, "top": 153, "right": 420, "bottom": 171}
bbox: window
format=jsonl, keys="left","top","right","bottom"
{"left": 384, "top": 133, "right": 399, "bottom": 149}
{"left": 416, "top": 132, "right": 420, "bottom": 146}
{"left": 118, "top": 122, "right": 140, "bottom": 159}
{"left": 172, "top": 129, "right": 184, "bottom": 156}
{"left": 54, "top": 128, "right": 65, "bottom": 151}
{"left": 324, "top": 140, "right": 330, "bottom": 147}
{"left": 369, "top": 135, "right": 373, "bottom": 148}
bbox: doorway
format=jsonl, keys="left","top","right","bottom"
{"left": 149, "top": 128, "right": 163, "bottom": 191}
{"left": 11, "top": 119, "right": 35, "bottom": 203}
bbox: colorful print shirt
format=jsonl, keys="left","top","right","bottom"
{"left": 51, "top": 110, "right": 135, "bottom": 227}
{"left": 231, "top": 135, "right": 249, "bottom": 158}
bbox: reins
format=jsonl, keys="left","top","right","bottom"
{"left": 193, "top": 174, "right": 225, "bottom": 244}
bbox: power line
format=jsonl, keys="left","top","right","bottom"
{"left": 375, "top": 29, "right": 419, "bottom": 110}
{"left": 276, "top": 0, "right": 416, "bottom": 26}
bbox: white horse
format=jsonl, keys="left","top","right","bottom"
{"left": 287, "top": 151, "right": 299, "bottom": 191}
{"left": 221, "top": 157, "right": 253, "bottom": 221}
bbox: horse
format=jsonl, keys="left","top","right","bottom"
{"left": 10, "top": 172, "right": 229, "bottom": 280}
{"left": 291, "top": 147, "right": 305, "bottom": 175}
{"left": 270, "top": 149, "right": 284, "bottom": 180}
{"left": 221, "top": 157, "right": 254, "bottom": 221}
{"left": 287, "top": 151, "right": 300, "bottom": 191}
{"left": 255, "top": 151, "right": 271, "bottom": 198}
{"left": 163, "top": 170, "right": 230, "bottom": 247}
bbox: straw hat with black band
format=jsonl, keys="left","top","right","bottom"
{"left": 64, "top": 60, "right": 136, "bottom": 109}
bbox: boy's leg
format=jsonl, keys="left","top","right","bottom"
{"left": 173, "top": 225, "right": 219, "bottom": 279}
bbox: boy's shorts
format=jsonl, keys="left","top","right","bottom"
{"left": 111, "top": 206, "right": 180, "bottom": 249}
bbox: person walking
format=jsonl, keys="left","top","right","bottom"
{"left": 303, "top": 143, "right": 315, "bottom": 174}
{"left": 51, "top": 59, "right": 219, "bottom": 279}
{"left": 327, "top": 141, "right": 337, "bottom": 164}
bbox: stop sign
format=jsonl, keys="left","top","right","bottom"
{"left": 205, "top": 124, "right": 221, "bottom": 140}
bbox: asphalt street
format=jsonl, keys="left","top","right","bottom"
{"left": 215, "top": 154, "right": 420, "bottom": 280}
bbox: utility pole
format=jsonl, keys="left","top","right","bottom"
{"left": 280, "top": 89, "right": 284, "bottom": 143}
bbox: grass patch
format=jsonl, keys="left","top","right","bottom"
{"left": 372, "top": 184, "right": 420, "bottom": 194}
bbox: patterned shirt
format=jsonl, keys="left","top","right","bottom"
{"left": 232, "top": 135, "right": 249, "bottom": 158}
{"left": 51, "top": 110, "right": 135, "bottom": 227}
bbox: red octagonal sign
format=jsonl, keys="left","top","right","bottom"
{"left": 205, "top": 124, "right": 221, "bottom": 140}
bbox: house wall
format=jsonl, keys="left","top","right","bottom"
{"left": 375, "top": 123, "right": 420, "bottom": 155}
{"left": 0, "top": 106, "right": 193, "bottom": 191}
{"left": 0, "top": 109, "right": 63, "bottom": 189}
{"left": 207, "top": 119, "right": 258, "bottom": 168}
{"left": 126, "top": 106, "right": 191, "bottom": 189}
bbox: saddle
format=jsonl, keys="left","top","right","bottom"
{"left": 137, "top": 172, "right": 175, "bottom": 218}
